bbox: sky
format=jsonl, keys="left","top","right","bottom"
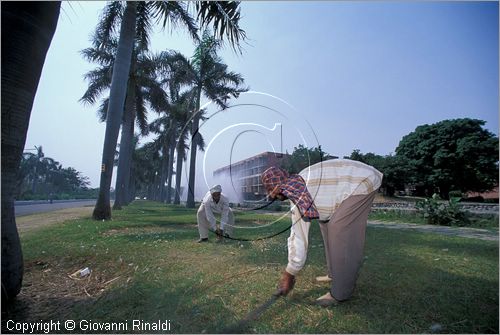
{"left": 25, "top": 1, "right": 499, "bottom": 200}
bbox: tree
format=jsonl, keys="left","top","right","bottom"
{"left": 164, "top": 87, "right": 199, "bottom": 204}
{"left": 80, "top": 36, "right": 168, "bottom": 209}
{"left": 1, "top": 1, "right": 61, "bottom": 301}
{"left": 395, "top": 118, "right": 499, "bottom": 198}
{"left": 22, "top": 146, "right": 56, "bottom": 194}
{"left": 92, "top": 1, "right": 138, "bottom": 220}
{"left": 131, "top": 141, "right": 161, "bottom": 200}
{"left": 92, "top": 1, "right": 246, "bottom": 218}
{"left": 149, "top": 114, "right": 175, "bottom": 202}
{"left": 345, "top": 149, "right": 406, "bottom": 196}
{"left": 17, "top": 149, "right": 90, "bottom": 199}
{"left": 167, "top": 32, "right": 248, "bottom": 208}
{"left": 283, "top": 144, "right": 328, "bottom": 174}
{"left": 172, "top": 91, "right": 197, "bottom": 204}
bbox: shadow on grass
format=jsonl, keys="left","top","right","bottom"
{"left": 65, "top": 280, "right": 242, "bottom": 334}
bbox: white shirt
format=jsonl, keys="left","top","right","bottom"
{"left": 286, "top": 159, "right": 383, "bottom": 275}
{"left": 201, "top": 191, "right": 231, "bottom": 230}
{"left": 299, "top": 159, "right": 383, "bottom": 221}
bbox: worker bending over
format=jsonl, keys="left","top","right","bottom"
{"left": 261, "top": 159, "right": 382, "bottom": 306}
{"left": 197, "top": 185, "right": 234, "bottom": 243}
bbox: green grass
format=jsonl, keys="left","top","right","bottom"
{"left": 369, "top": 209, "right": 428, "bottom": 225}
{"left": 8, "top": 201, "right": 499, "bottom": 333}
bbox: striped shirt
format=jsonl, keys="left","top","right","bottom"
{"left": 299, "top": 159, "right": 383, "bottom": 221}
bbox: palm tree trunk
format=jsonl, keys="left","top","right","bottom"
{"left": 173, "top": 144, "right": 184, "bottom": 204}
{"left": 1, "top": 1, "right": 60, "bottom": 301}
{"left": 113, "top": 78, "right": 136, "bottom": 210}
{"left": 186, "top": 88, "right": 202, "bottom": 208}
{"left": 93, "top": 2, "right": 137, "bottom": 220}
{"left": 165, "top": 126, "right": 176, "bottom": 204}
{"left": 159, "top": 146, "right": 169, "bottom": 202}
{"left": 156, "top": 169, "right": 163, "bottom": 201}
{"left": 124, "top": 143, "right": 136, "bottom": 205}
{"left": 147, "top": 184, "right": 153, "bottom": 201}
{"left": 128, "top": 170, "right": 136, "bottom": 203}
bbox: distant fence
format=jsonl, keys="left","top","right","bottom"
{"left": 232, "top": 200, "right": 499, "bottom": 215}
{"left": 372, "top": 202, "right": 499, "bottom": 214}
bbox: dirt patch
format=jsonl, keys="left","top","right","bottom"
{"left": 2, "top": 259, "right": 131, "bottom": 328}
{"left": 16, "top": 207, "right": 93, "bottom": 234}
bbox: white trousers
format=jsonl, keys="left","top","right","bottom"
{"left": 197, "top": 204, "right": 234, "bottom": 239}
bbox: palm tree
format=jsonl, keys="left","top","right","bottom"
{"left": 92, "top": 1, "right": 246, "bottom": 219}
{"left": 81, "top": 37, "right": 169, "bottom": 210}
{"left": 166, "top": 32, "right": 248, "bottom": 207}
{"left": 165, "top": 86, "right": 190, "bottom": 204}
{"left": 92, "top": 1, "right": 138, "bottom": 219}
{"left": 91, "top": 1, "right": 198, "bottom": 219}
{"left": 132, "top": 141, "right": 161, "bottom": 200}
{"left": 149, "top": 113, "right": 175, "bottom": 202}
{"left": 23, "top": 146, "right": 56, "bottom": 195}
{"left": 169, "top": 88, "right": 198, "bottom": 204}
{"left": 1, "top": 1, "right": 61, "bottom": 301}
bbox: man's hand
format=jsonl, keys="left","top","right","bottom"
{"left": 277, "top": 270, "right": 295, "bottom": 296}
{"left": 215, "top": 228, "right": 223, "bottom": 241}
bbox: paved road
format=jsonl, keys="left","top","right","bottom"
{"left": 14, "top": 200, "right": 96, "bottom": 217}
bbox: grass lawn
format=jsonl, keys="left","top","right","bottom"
{"left": 3, "top": 201, "right": 498, "bottom": 333}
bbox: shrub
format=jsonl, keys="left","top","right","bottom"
{"left": 448, "top": 190, "right": 463, "bottom": 199}
{"left": 416, "top": 197, "right": 470, "bottom": 226}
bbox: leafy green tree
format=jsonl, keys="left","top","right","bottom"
{"left": 1, "top": 1, "right": 61, "bottom": 301}
{"left": 17, "top": 149, "right": 91, "bottom": 199}
{"left": 395, "top": 118, "right": 499, "bottom": 198}
{"left": 282, "top": 145, "right": 328, "bottom": 174}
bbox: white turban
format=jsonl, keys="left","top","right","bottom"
{"left": 210, "top": 184, "right": 222, "bottom": 193}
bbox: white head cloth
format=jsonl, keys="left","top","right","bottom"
{"left": 210, "top": 184, "right": 222, "bottom": 193}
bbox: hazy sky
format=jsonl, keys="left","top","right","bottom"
{"left": 25, "top": 1, "right": 499, "bottom": 199}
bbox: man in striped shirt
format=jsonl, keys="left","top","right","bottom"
{"left": 261, "top": 159, "right": 382, "bottom": 306}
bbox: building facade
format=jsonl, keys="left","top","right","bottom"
{"left": 213, "top": 151, "right": 290, "bottom": 200}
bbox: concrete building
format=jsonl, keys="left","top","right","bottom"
{"left": 213, "top": 151, "right": 291, "bottom": 200}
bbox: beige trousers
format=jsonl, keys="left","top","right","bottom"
{"left": 319, "top": 191, "right": 376, "bottom": 301}
{"left": 197, "top": 204, "right": 234, "bottom": 239}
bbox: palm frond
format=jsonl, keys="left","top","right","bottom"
{"left": 79, "top": 72, "right": 111, "bottom": 106}
{"left": 143, "top": 84, "right": 170, "bottom": 114}
{"left": 134, "top": 86, "right": 149, "bottom": 136}
{"left": 80, "top": 45, "right": 116, "bottom": 66}
{"left": 135, "top": 2, "right": 152, "bottom": 52}
{"left": 194, "top": 2, "right": 246, "bottom": 53}
{"left": 149, "top": 2, "right": 199, "bottom": 42}
{"left": 96, "top": 97, "right": 109, "bottom": 122}
{"left": 82, "top": 66, "right": 113, "bottom": 84}
{"left": 94, "top": 2, "right": 124, "bottom": 48}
